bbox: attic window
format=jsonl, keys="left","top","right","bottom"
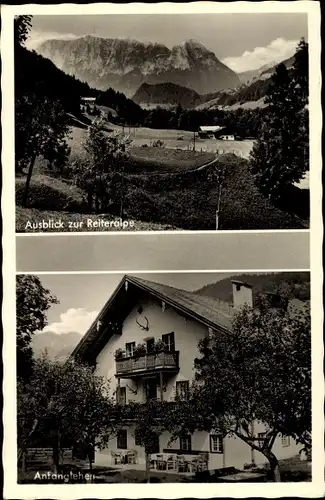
{"left": 125, "top": 281, "right": 128, "bottom": 291}
{"left": 236, "top": 284, "right": 241, "bottom": 291}
{"left": 138, "top": 306, "right": 143, "bottom": 315}
{"left": 162, "top": 301, "right": 166, "bottom": 312}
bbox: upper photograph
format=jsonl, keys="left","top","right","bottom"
{"left": 14, "top": 11, "right": 310, "bottom": 232}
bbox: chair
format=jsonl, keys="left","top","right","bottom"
{"left": 126, "top": 450, "right": 138, "bottom": 465}
{"left": 198, "top": 452, "right": 209, "bottom": 471}
{"left": 112, "top": 452, "right": 122, "bottom": 465}
{"left": 177, "top": 455, "right": 189, "bottom": 473}
{"left": 166, "top": 455, "right": 176, "bottom": 471}
{"left": 156, "top": 454, "right": 167, "bottom": 470}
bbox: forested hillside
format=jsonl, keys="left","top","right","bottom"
{"left": 195, "top": 272, "right": 310, "bottom": 303}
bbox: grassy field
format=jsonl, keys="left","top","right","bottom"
{"left": 69, "top": 125, "right": 254, "bottom": 159}
{"left": 123, "top": 147, "right": 215, "bottom": 174}
{"left": 15, "top": 122, "right": 309, "bottom": 232}
{"left": 18, "top": 454, "right": 310, "bottom": 484}
{"left": 121, "top": 154, "right": 308, "bottom": 230}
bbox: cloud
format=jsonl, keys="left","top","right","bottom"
{"left": 42, "top": 308, "right": 98, "bottom": 335}
{"left": 222, "top": 37, "right": 298, "bottom": 73}
{"left": 25, "top": 29, "right": 80, "bottom": 50}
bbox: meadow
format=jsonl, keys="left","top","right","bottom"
{"left": 16, "top": 123, "right": 309, "bottom": 232}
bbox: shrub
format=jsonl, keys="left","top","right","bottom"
{"left": 152, "top": 139, "right": 165, "bottom": 148}
{"left": 133, "top": 343, "right": 147, "bottom": 357}
{"left": 114, "top": 348, "right": 125, "bottom": 360}
{"left": 153, "top": 339, "right": 168, "bottom": 352}
{"left": 15, "top": 175, "right": 88, "bottom": 213}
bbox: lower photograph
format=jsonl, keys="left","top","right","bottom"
{"left": 17, "top": 271, "right": 311, "bottom": 484}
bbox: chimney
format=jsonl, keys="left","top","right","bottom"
{"left": 232, "top": 280, "right": 253, "bottom": 309}
{"left": 263, "top": 292, "right": 289, "bottom": 311}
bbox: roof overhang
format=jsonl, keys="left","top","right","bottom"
{"left": 71, "top": 275, "right": 231, "bottom": 363}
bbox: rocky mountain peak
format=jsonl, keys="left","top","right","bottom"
{"left": 36, "top": 35, "right": 240, "bottom": 96}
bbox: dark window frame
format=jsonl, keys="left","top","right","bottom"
{"left": 117, "top": 386, "right": 126, "bottom": 405}
{"left": 125, "top": 341, "right": 136, "bottom": 357}
{"left": 176, "top": 380, "right": 189, "bottom": 400}
{"left": 162, "top": 332, "right": 175, "bottom": 352}
{"left": 146, "top": 337, "right": 155, "bottom": 353}
{"left": 210, "top": 434, "right": 224, "bottom": 454}
{"left": 179, "top": 435, "right": 192, "bottom": 452}
{"left": 134, "top": 429, "right": 142, "bottom": 446}
{"left": 117, "top": 429, "right": 127, "bottom": 450}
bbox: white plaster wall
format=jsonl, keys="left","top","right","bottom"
{"left": 95, "top": 293, "right": 207, "bottom": 402}
{"left": 232, "top": 283, "right": 253, "bottom": 309}
{"left": 94, "top": 292, "right": 301, "bottom": 470}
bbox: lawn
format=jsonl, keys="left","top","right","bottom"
{"left": 15, "top": 121, "right": 309, "bottom": 231}
{"left": 121, "top": 154, "right": 308, "bottom": 230}
{"left": 68, "top": 124, "right": 254, "bottom": 158}
{"left": 18, "top": 455, "right": 311, "bottom": 483}
{"left": 16, "top": 152, "right": 308, "bottom": 232}
{"left": 123, "top": 146, "right": 215, "bottom": 174}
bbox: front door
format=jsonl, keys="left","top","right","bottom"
{"left": 145, "top": 377, "right": 157, "bottom": 401}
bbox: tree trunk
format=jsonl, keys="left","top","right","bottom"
{"left": 263, "top": 449, "right": 281, "bottom": 482}
{"left": 95, "top": 193, "right": 100, "bottom": 213}
{"left": 145, "top": 452, "right": 151, "bottom": 483}
{"left": 23, "top": 151, "right": 37, "bottom": 207}
{"left": 87, "top": 191, "right": 93, "bottom": 212}
{"left": 89, "top": 454, "right": 93, "bottom": 483}
{"left": 53, "top": 429, "right": 61, "bottom": 474}
{"left": 120, "top": 172, "right": 125, "bottom": 223}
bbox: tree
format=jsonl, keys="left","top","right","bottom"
{"left": 75, "top": 118, "right": 132, "bottom": 213}
{"left": 165, "top": 300, "right": 311, "bottom": 482}
{"left": 207, "top": 163, "right": 227, "bottom": 230}
{"left": 17, "top": 356, "right": 117, "bottom": 477}
{"left": 250, "top": 40, "right": 309, "bottom": 199}
{"left": 16, "top": 275, "right": 58, "bottom": 381}
{"left": 14, "top": 15, "right": 32, "bottom": 46}
{"left": 15, "top": 93, "right": 71, "bottom": 202}
{"left": 119, "top": 400, "right": 169, "bottom": 482}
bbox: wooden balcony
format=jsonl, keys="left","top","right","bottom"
{"left": 115, "top": 351, "right": 179, "bottom": 378}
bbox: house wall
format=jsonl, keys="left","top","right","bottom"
{"left": 94, "top": 291, "right": 302, "bottom": 471}
{"left": 95, "top": 427, "right": 301, "bottom": 470}
{"left": 95, "top": 293, "right": 207, "bottom": 403}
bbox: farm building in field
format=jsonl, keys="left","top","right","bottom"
{"left": 81, "top": 97, "right": 96, "bottom": 104}
{"left": 219, "top": 134, "right": 235, "bottom": 141}
{"left": 198, "top": 125, "right": 225, "bottom": 139}
{"left": 71, "top": 275, "right": 302, "bottom": 475}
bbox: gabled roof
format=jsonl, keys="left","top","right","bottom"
{"left": 71, "top": 275, "right": 234, "bottom": 362}
{"left": 199, "top": 125, "right": 224, "bottom": 132}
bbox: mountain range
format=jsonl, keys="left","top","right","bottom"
{"left": 133, "top": 54, "right": 296, "bottom": 111}
{"left": 32, "top": 273, "right": 309, "bottom": 361}
{"left": 35, "top": 36, "right": 240, "bottom": 97}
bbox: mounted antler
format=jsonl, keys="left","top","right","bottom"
{"left": 136, "top": 316, "right": 149, "bottom": 331}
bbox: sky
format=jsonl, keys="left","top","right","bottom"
{"left": 34, "top": 272, "right": 234, "bottom": 333}
{"left": 32, "top": 271, "right": 290, "bottom": 337}
{"left": 26, "top": 13, "right": 308, "bottom": 72}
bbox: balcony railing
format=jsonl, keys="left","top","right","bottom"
{"left": 116, "top": 350, "right": 179, "bottom": 377}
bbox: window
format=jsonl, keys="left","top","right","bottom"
{"left": 162, "top": 332, "right": 175, "bottom": 352}
{"left": 258, "top": 432, "right": 267, "bottom": 447}
{"left": 135, "top": 429, "right": 142, "bottom": 446}
{"left": 179, "top": 435, "right": 192, "bottom": 452}
{"left": 176, "top": 381, "right": 189, "bottom": 400}
{"left": 282, "top": 436, "right": 290, "bottom": 447}
{"left": 117, "top": 429, "right": 127, "bottom": 449}
{"left": 210, "top": 435, "right": 224, "bottom": 454}
{"left": 117, "top": 386, "right": 126, "bottom": 405}
{"left": 146, "top": 338, "right": 155, "bottom": 353}
{"left": 125, "top": 342, "right": 135, "bottom": 357}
